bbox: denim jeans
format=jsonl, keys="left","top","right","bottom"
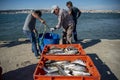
{"left": 23, "top": 30, "right": 39, "bottom": 57}
{"left": 73, "top": 20, "right": 78, "bottom": 41}
{"left": 60, "top": 24, "right": 74, "bottom": 44}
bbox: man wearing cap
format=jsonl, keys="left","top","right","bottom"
{"left": 66, "top": 1, "right": 81, "bottom": 42}
{"left": 50, "top": 5, "right": 74, "bottom": 44}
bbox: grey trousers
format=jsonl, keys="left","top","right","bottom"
{"left": 60, "top": 24, "right": 74, "bottom": 44}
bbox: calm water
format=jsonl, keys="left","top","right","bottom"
{"left": 0, "top": 13, "right": 120, "bottom": 41}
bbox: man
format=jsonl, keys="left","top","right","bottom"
{"left": 50, "top": 5, "right": 74, "bottom": 44}
{"left": 66, "top": 1, "right": 81, "bottom": 42}
{"left": 23, "top": 10, "right": 45, "bottom": 59}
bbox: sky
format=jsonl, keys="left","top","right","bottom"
{"left": 0, "top": 0, "right": 120, "bottom": 10}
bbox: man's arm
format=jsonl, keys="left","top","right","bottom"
{"left": 55, "top": 12, "right": 63, "bottom": 29}
{"left": 77, "top": 9, "right": 81, "bottom": 19}
{"left": 50, "top": 13, "right": 63, "bottom": 31}
{"left": 32, "top": 12, "right": 46, "bottom": 24}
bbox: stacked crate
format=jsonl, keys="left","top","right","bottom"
{"left": 33, "top": 44, "right": 101, "bottom": 80}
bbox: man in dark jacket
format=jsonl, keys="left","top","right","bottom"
{"left": 66, "top": 1, "right": 81, "bottom": 42}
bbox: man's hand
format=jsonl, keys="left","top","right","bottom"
{"left": 33, "top": 29, "right": 38, "bottom": 37}
{"left": 50, "top": 28, "right": 55, "bottom": 32}
{"left": 35, "top": 31, "right": 38, "bottom": 37}
{"left": 41, "top": 20, "right": 46, "bottom": 24}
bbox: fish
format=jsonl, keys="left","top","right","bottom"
{"left": 65, "top": 50, "right": 78, "bottom": 54}
{"left": 54, "top": 52, "right": 66, "bottom": 55}
{"left": 64, "top": 69, "right": 73, "bottom": 76}
{"left": 64, "top": 69, "right": 70, "bottom": 74}
{"left": 64, "top": 46, "right": 79, "bottom": 54}
{"left": 46, "top": 46, "right": 79, "bottom": 55}
{"left": 43, "top": 59, "right": 90, "bottom": 76}
{"left": 52, "top": 61, "right": 69, "bottom": 65}
{"left": 65, "top": 46, "right": 78, "bottom": 51}
{"left": 63, "top": 63, "right": 76, "bottom": 68}
{"left": 56, "top": 65, "right": 67, "bottom": 76}
{"left": 71, "top": 59, "right": 86, "bottom": 66}
{"left": 48, "top": 49, "right": 64, "bottom": 54}
{"left": 47, "top": 46, "right": 64, "bottom": 54}
{"left": 43, "top": 66, "right": 58, "bottom": 73}
{"left": 64, "top": 64, "right": 87, "bottom": 72}
{"left": 72, "top": 71, "right": 91, "bottom": 76}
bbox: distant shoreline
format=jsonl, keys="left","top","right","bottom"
{"left": 0, "top": 9, "right": 120, "bottom": 14}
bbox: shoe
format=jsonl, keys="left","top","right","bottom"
{"left": 32, "top": 50, "right": 34, "bottom": 53}
{"left": 36, "top": 55, "right": 41, "bottom": 59}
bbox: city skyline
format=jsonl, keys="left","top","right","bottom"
{"left": 0, "top": 0, "right": 120, "bottom": 10}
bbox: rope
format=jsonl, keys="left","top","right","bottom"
{"left": 38, "top": 24, "right": 50, "bottom": 46}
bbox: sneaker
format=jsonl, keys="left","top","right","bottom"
{"left": 36, "top": 55, "right": 41, "bottom": 59}
{"left": 32, "top": 50, "right": 34, "bottom": 53}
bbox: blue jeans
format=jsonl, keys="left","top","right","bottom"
{"left": 23, "top": 30, "right": 39, "bottom": 57}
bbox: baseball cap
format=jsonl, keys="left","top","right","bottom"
{"left": 51, "top": 5, "right": 59, "bottom": 13}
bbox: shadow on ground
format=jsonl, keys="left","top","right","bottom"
{"left": 88, "top": 54, "right": 118, "bottom": 80}
{"left": 0, "top": 39, "right": 101, "bottom": 48}
{"left": 2, "top": 64, "right": 37, "bottom": 80}
{"left": 74, "top": 39, "right": 101, "bottom": 49}
{"left": 0, "top": 40, "right": 30, "bottom": 48}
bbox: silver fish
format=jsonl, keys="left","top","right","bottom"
{"left": 43, "top": 66, "right": 58, "bottom": 73}
{"left": 72, "top": 71, "right": 91, "bottom": 76}
{"left": 64, "top": 65, "right": 86, "bottom": 72}
{"left": 63, "top": 63, "right": 76, "bottom": 68}
{"left": 64, "top": 69, "right": 72, "bottom": 76}
{"left": 65, "top": 50, "right": 78, "bottom": 54}
{"left": 48, "top": 49, "right": 64, "bottom": 54}
{"left": 71, "top": 59, "right": 86, "bottom": 66}
{"left": 49, "top": 50, "right": 78, "bottom": 55}
{"left": 65, "top": 46, "right": 78, "bottom": 51}
{"left": 52, "top": 61, "right": 69, "bottom": 65}
{"left": 47, "top": 46, "right": 64, "bottom": 54}
{"left": 54, "top": 52, "right": 66, "bottom": 55}
{"left": 44, "top": 59, "right": 90, "bottom": 76}
{"left": 64, "top": 69, "right": 70, "bottom": 74}
{"left": 47, "top": 46, "right": 79, "bottom": 55}
{"left": 56, "top": 65, "right": 67, "bottom": 76}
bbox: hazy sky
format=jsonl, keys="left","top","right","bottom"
{"left": 0, "top": 0, "right": 120, "bottom": 10}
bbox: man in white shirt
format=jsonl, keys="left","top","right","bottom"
{"left": 50, "top": 5, "right": 74, "bottom": 44}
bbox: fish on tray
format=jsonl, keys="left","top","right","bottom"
{"left": 46, "top": 46, "right": 79, "bottom": 55}
{"left": 43, "top": 66, "right": 59, "bottom": 73}
{"left": 71, "top": 59, "right": 86, "bottom": 66}
{"left": 43, "top": 59, "right": 91, "bottom": 76}
{"left": 63, "top": 64, "right": 86, "bottom": 72}
{"left": 72, "top": 71, "right": 90, "bottom": 76}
